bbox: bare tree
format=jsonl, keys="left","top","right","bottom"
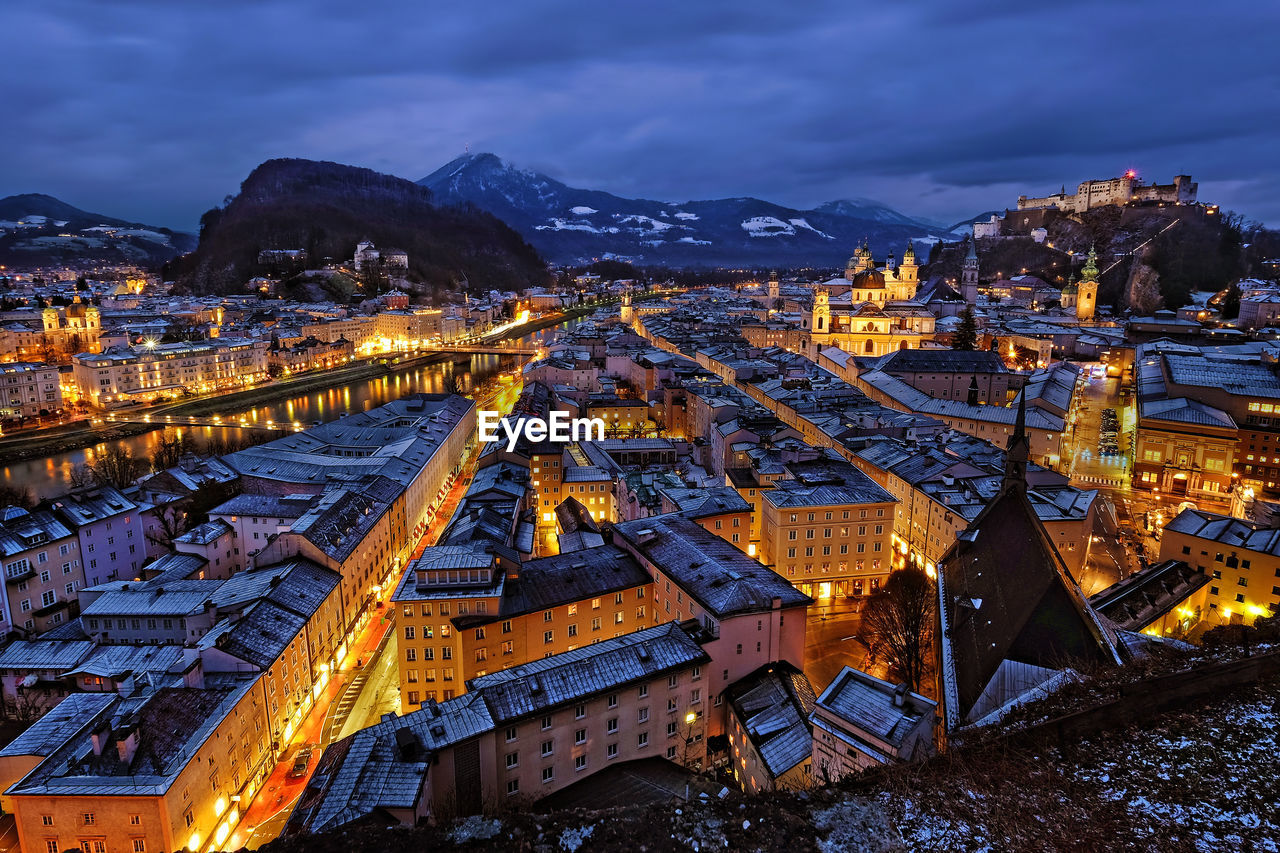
{"left": 68, "top": 463, "right": 97, "bottom": 489}
{"left": 862, "top": 566, "right": 936, "bottom": 693}
{"left": 146, "top": 501, "right": 188, "bottom": 551}
{"left": 87, "top": 446, "right": 145, "bottom": 490}
{"left": 151, "top": 429, "right": 197, "bottom": 471}
{"left": 0, "top": 484, "right": 36, "bottom": 509}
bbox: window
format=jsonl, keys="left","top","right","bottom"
{"left": 568, "top": 623, "right": 578, "bottom": 637}
{"left": 543, "top": 609, "right": 553, "bottom": 622}
{"left": 506, "top": 726, "right": 518, "bottom": 742}
{"left": 568, "top": 603, "right": 578, "bottom": 616}
{"left": 541, "top": 739, "right": 554, "bottom": 756}
{"left": 637, "top": 732, "right": 649, "bottom": 748}
{"left": 575, "top": 728, "right": 587, "bottom": 745}
{"left": 607, "top": 743, "right": 619, "bottom": 759}
{"left": 83, "top": 813, "right": 96, "bottom": 826}
{"left": 592, "top": 597, "right": 601, "bottom": 610}
{"left": 502, "top": 619, "right": 512, "bottom": 634}
{"left": 667, "top": 721, "right": 678, "bottom": 736}
{"left": 46, "top": 842, "right": 59, "bottom": 853}
{"left": 591, "top": 617, "right": 601, "bottom": 631}
{"left": 668, "top": 697, "right": 678, "bottom": 712}
{"left": 544, "top": 630, "right": 554, "bottom": 644}
{"left": 542, "top": 715, "right": 553, "bottom": 731}
{"left": 576, "top": 703, "right": 586, "bottom": 719}
{"left": 542, "top": 767, "right": 554, "bottom": 783}
{"left": 575, "top": 755, "right": 588, "bottom": 771}
{"left": 607, "top": 693, "right": 618, "bottom": 708}
{"left": 475, "top": 627, "right": 486, "bottom": 641}
{"left": 42, "top": 815, "right": 53, "bottom": 826}
{"left": 668, "top": 674, "right": 678, "bottom": 688}
{"left": 607, "top": 717, "right": 619, "bottom": 734}
{"left": 404, "top": 626, "right": 415, "bottom": 640}
{"left": 407, "top": 690, "right": 419, "bottom": 705}
{"left": 638, "top": 684, "right": 649, "bottom": 698}
{"left": 691, "top": 666, "right": 701, "bottom": 681}
{"left": 638, "top": 707, "right": 649, "bottom": 723}
{"left": 507, "top": 779, "right": 520, "bottom": 795}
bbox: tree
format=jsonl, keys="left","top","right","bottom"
{"left": 86, "top": 446, "right": 145, "bottom": 490}
{"left": 151, "top": 430, "right": 197, "bottom": 472}
{"left": 1220, "top": 283, "right": 1242, "bottom": 320}
{"left": 952, "top": 305, "right": 978, "bottom": 351}
{"left": 0, "top": 484, "right": 36, "bottom": 509}
{"left": 862, "top": 566, "right": 936, "bottom": 693}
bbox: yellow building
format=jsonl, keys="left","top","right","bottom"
{"left": 759, "top": 475, "right": 897, "bottom": 600}
{"left": 7, "top": 672, "right": 271, "bottom": 853}
{"left": 392, "top": 544, "right": 654, "bottom": 710}
{"left": 1158, "top": 509, "right": 1280, "bottom": 625}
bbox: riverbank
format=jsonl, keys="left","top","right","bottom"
{"left": 0, "top": 307, "right": 588, "bottom": 469}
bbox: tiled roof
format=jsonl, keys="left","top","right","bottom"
{"left": 813, "top": 666, "right": 935, "bottom": 749}
{"left": 614, "top": 515, "right": 810, "bottom": 618}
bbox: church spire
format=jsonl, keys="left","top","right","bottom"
{"left": 1004, "top": 391, "right": 1030, "bottom": 491}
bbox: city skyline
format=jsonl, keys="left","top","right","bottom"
{"left": 2, "top": 0, "right": 1279, "bottom": 229}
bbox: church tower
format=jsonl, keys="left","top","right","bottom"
{"left": 768, "top": 271, "right": 780, "bottom": 303}
{"left": 809, "top": 289, "right": 831, "bottom": 357}
{"left": 1076, "top": 246, "right": 1099, "bottom": 322}
{"left": 961, "top": 238, "right": 980, "bottom": 303}
{"left": 620, "top": 281, "right": 634, "bottom": 326}
{"left": 897, "top": 241, "right": 919, "bottom": 300}
{"left": 1003, "top": 391, "right": 1031, "bottom": 491}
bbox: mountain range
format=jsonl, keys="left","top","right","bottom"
{"left": 0, "top": 193, "right": 196, "bottom": 269}
{"left": 419, "top": 153, "right": 958, "bottom": 268}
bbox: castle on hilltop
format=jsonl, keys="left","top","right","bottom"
{"left": 1017, "top": 172, "right": 1197, "bottom": 213}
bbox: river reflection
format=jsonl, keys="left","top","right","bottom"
{"left": 6, "top": 322, "right": 572, "bottom": 499}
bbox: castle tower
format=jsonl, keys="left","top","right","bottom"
{"left": 768, "top": 271, "right": 780, "bottom": 303}
{"left": 961, "top": 238, "right": 980, "bottom": 303}
{"left": 1076, "top": 246, "right": 1099, "bottom": 322}
{"left": 42, "top": 306, "right": 59, "bottom": 333}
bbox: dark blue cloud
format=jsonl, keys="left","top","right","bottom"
{"left": 2, "top": 0, "right": 1277, "bottom": 230}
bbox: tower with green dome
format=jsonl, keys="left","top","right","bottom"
{"left": 1076, "top": 246, "right": 1099, "bottom": 321}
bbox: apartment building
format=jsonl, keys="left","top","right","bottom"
{"left": 724, "top": 662, "right": 817, "bottom": 793}
{"left": 759, "top": 469, "right": 897, "bottom": 599}
{"left": 72, "top": 338, "right": 269, "bottom": 408}
{"left": 288, "top": 622, "right": 712, "bottom": 832}
{"left": 0, "top": 362, "right": 63, "bottom": 418}
{"left": 6, "top": 671, "right": 271, "bottom": 853}
{"left": 43, "top": 486, "right": 147, "bottom": 586}
{"left": 1159, "top": 509, "right": 1280, "bottom": 626}
{"left": 393, "top": 544, "right": 654, "bottom": 710}
{"left": 612, "top": 514, "right": 811, "bottom": 738}
{"left": 0, "top": 507, "right": 84, "bottom": 636}
{"left": 809, "top": 666, "right": 936, "bottom": 781}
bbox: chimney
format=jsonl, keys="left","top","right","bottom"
{"left": 116, "top": 726, "right": 140, "bottom": 766}
{"left": 893, "top": 683, "right": 909, "bottom": 708}
{"left": 90, "top": 723, "right": 112, "bottom": 756}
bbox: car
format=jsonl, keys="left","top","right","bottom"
{"left": 288, "top": 747, "right": 314, "bottom": 778}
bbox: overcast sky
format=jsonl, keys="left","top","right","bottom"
{"left": 3, "top": 0, "right": 1277, "bottom": 230}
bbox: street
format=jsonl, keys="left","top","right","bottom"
{"left": 804, "top": 599, "right": 875, "bottom": 691}
{"left": 229, "top": 374, "right": 522, "bottom": 848}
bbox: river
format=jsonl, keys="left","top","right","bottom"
{"left": 6, "top": 322, "right": 573, "bottom": 500}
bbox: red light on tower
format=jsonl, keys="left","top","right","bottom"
{"left": 1124, "top": 169, "right": 1136, "bottom": 179}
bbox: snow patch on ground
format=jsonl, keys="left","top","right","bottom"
{"left": 741, "top": 216, "right": 796, "bottom": 237}
{"left": 616, "top": 214, "right": 675, "bottom": 232}
{"left": 913, "top": 235, "right": 943, "bottom": 245}
{"left": 673, "top": 211, "right": 699, "bottom": 220}
{"left": 569, "top": 206, "right": 597, "bottom": 216}
{"left": 788, "top": 218, "right": 835, "bottom": 240}
{"left": 535, "top": 219, "right": 605, "bottom": 233}
{"left": 677, "top": 237, "right": 712, "bottom": 245}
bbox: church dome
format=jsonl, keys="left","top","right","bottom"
{"left": 849, "top": 269, "right": 886, "bottom": 289}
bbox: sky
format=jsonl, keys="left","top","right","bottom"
{"left": 2, "top": 0, "right": 1278, "bottom": 231}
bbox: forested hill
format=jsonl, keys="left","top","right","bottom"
{"left": 166, "top": 158, "right": 550, "bottom": 296}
